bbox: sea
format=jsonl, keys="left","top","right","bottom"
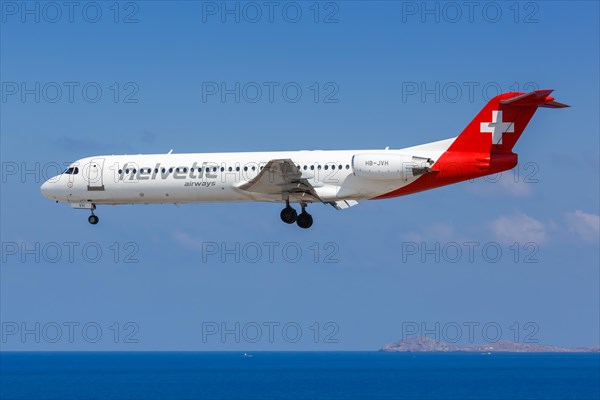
{"left": 1, "top": 352, "right": 599, "bottom": 400}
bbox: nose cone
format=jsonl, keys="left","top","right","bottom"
{"left": 40, "top": 180, "right": 52, "bottom": 199}
{"left": 40, "top": 179, "right": 62, "bottom": 200}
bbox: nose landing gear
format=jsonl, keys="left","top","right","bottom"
{"left": 88, "top": 205, "right": 99, "bottom": 225}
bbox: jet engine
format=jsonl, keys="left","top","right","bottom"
{"left": 352, "top": 153, "right": 434, "bottom": 180}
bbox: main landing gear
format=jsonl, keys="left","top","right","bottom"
{"left": 88, "top": 205, "right": 99, "bottom": 225}
{"left": 280, "top": 201, "right": 313, "bottom": 229}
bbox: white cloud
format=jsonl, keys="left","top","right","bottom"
{"left": 495, "top": 178, "right": 534, "bottom": 197}
{"left": 172, "top": 231, "right": 205, "bottom": 252}
{"left": 564, "top": 210, "right": 600, "bottom": 244}
{"left": 403, "top": 211, "right": 598, "bottom": 248}
{"left": 491, "top": 212, "right": 548, "bottom": 244}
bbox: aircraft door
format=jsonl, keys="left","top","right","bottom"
{"left": 86, "top": 158, "right": 105, "bottom": 191}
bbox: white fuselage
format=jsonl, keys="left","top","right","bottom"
{"left": 40, "top": 139, "right": 454, "bottom": 206}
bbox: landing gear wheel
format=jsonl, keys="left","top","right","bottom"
{"left": 296, "top": 212, "right": 313, "bottom": 229}
{"left": 280, "top": 207, "right": 298, "bottom": 224}
{"left": 88, "top": 215, "right": 99, "bottom": 225}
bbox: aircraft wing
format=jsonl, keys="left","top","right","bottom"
{"left": 237, "top": 159, "right": 321, "bottom": 201}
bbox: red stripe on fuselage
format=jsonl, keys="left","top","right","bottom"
{"left": 373, "top": 151, "right": 517, "bottom": 199}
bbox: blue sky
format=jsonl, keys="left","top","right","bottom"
{"left": 1, "top": 1, "right": 598, "bottom": 350}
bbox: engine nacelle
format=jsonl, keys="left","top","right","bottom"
{"left": 352, "top": 153, "right": 433, "bottom": 180}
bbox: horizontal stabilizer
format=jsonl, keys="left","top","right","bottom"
{"left": 500, "top": 89, "right": 569, "bottom": 108}
{"left": 540, "top": 100, "right": 570, "bottom": 108}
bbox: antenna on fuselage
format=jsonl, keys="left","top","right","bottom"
{"left": 167, "top": 149, "right": 173, "bottom": 154}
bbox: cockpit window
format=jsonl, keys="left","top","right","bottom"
{"left": 62, "top": 167, "right": 79, "bottom": 175}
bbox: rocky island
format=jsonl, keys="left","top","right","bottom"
{"left": 381, "top": 337, "right": 600, "bottom": 353}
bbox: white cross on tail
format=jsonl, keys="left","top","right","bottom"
{"left": 480, "top": 110, "right": 514, "bottom": 145}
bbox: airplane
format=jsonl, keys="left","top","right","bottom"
{"left": 40, "top": 90, "right": 568, "bottom": 229}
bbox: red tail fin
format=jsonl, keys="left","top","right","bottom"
{"left": 374, "top": 90, "right": 567, "bottom": 200}
{"left": 447, "top": 90, "right": 569, "bottom": 154}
